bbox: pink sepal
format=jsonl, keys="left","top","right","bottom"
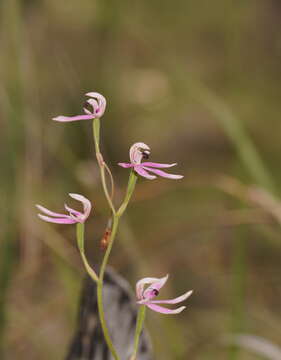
{"left": 146, "top": 304, "right": 186, "bottom": 314}
{"left": 36, "top": 204, "right": 70, "bottom": 218}
{"left": 141, "top": 162, "right": 177, "bottom": 168}
{"left": 142, "top": 166, "right": 183, "bottom": 179}
{"left": 53, "top": 114, "right": 94, "bottom": 122}
{"left": 38, "top": 214, "right": 77, "bottom": 224}
{"left": 134, "top": 166, "right": 156, "bottom": 180}
{"left": 118, "top": 163, "right": 133, "bottom": 168}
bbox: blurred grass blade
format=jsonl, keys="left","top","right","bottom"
{"left": 188, "top": 79, "right": 277, "bottom": 194}
{"left": 225, "top": 334, "right": 281, "bottom": 360}
{"left": 0, "top": 0, "right": 24, "bottom": 355}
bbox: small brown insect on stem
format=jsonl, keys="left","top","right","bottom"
{"left": 100, "top": 228, "right": 112, "bottom": 251}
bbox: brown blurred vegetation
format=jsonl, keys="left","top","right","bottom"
{"left": 0, "top": 0, "right": 281, "bottom": 359}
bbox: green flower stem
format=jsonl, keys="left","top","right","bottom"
{"left": 92, "top": 118, "right": 116, "bottom": 215}
{"left": 92, "top": 118, "right": 140, "bottom": 360}
{"left": 96, "top": 174, "right": 139, "bottom": 360}
{"left": 131, "top": 305, "right": 146, "bottom": 360}
{"left": 117, "top": 170, "right": 138, "bottom": 217}
{"left": 76, "top": 223, "right": 98, "bottom": 283}
{"left": 97, "top": 214, "right": 120, "bottom": 360}
{"left": 76, "top": 220, "right": 120, "bottom": 359}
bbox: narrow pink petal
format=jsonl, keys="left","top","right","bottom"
{"left": 149, "top": 274, "right": 169, "bottom": 292}
{"left": 68, "top": 193, "right": 92, "bottom": 220}
{"left": 146, "top": 303, "right": 186, "bottom": 314}
{"left": 149, "top": 290, "right": 193, "bottom": 304}
{"left": 118, "top": 162, "right": 134, "bottom": 168}
{"left": 142, "top": 167, "right": 183, "bottom": 179}
{"left": 38, "top": 214, "right": 76, "bottom": 224}
{"left": 134, "top": 165, "right": 156, "bottom": 180}
{"left": 36, "top": 204, "right": 69, "bottom": 218}
{"left": 143, "top": 274, "right": 169, "bottom": 300}
{"left": 86, "top": 92, "right": 100, "bottom": 97}
{"left": 141, "top": 162, "right": 177, "bottom": 168}
{"left": 136, "top": 277, "right": 162, "bottom": 300}
{"left": 52, "top": 114, "right": 94, "bottom": 122}
{"left": 64, "top": 203, "right": 81, "bottom": 216}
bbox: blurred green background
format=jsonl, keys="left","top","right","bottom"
{"left": 1, "top": 0, "right": 281, "bottom": 359}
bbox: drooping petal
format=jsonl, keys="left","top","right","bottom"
{"left": 38, "top": 214, "right": 76, "bottom": 224}
{"left": 36, "top": 204, "right": 70, "bottom": 218}
{"left": 118, "top": 162, "right": 134, "bottom": 168}
{"left": 134, "top": 165, "right": 156, "bottom": 180}
{"left": 142, "top": 166, "right": 183, "bottom": 180}
{"left": 129, "top": 142, "right": 151, "bottom": 165}
{"left": 37, "top": 193, "right": 91, "bottom": 225}
{"left": 146, "top": 303, "right": 186, "bottom": 314}
{"left": 52, "top": 114, "right": 94, "bottom": 122}
{"left": 136, "top": 277, "right": 162, "bottom": 300}
{"left": 141, "top": 162, "right": 177, "bottom": 168}
{"left": 147, "top": 290, "right": 193, "bottom": 304}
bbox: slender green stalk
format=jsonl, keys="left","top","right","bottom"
{"left": 97, "top": 214, "right": 120, "bottom": 360}
{"left": 92, "top": 117, "right": 141, "bottom": 360}
{"left": 104, "top": 162, "right": 115, "bottom": 199}
{"left": 92, "top": 118, "right": 116, "bottom": 215}
{"left": 117, "top": 170, "right": 138, "bottom": 217}
{"left": 95, "top": 171, "right": 140, "bottom": 359}
{"left": 92, "top": 115, "right": 121, "bottom": 358}
{"left": 76, "top": 220, "right": 119, "bottom": 358}
{"left": 76, "top": 223, "right": 98, "bottom": 282}
{"left": 131, "top": 305, "right": 146, "bottom": 360}
{"left": 93, "top": 116, "right": 101, "bottom": 149}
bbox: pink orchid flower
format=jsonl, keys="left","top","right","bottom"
{"left": 36, "top": 193, "right": 91, "bottom": 224}
{"left": 53, "top": 92, "right": 106, "bottom": 122}
{"left": 136, "top": 274, "right": 193, "bottom": 314}
{"left": 118, "top": 142, "right": 184, "bottom": 180}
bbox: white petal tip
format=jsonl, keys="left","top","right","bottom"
{"left": 178, "top": 306, "right": 186, "bottom": 313}
{"left": 68, "top": 193, "right": 80, "bottom": 198}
